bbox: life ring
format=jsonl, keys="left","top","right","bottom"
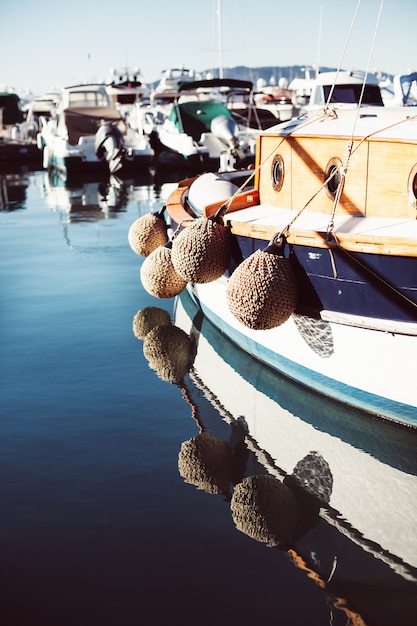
{"left": 255, "top": 93, "right": 273, "bottom": 104}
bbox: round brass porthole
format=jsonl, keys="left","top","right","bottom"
{"left": 271, "top": 154, "right": 285, "bottom": 192}
{"left": 324, "top": 157, "right": 343, "bottom": 199}
{"left": 408, "top": 163, "right": 417, "bottom": 210}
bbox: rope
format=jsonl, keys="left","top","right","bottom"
{"left": 215, "top": 109, "right": 331, "bottom": 221}
{"left": 180, "top": 381, "right": 203, "bottom": 431}
{"left": 325, "top": 0, "right": 363, "bottom": 109}
{"left": 326, "top": 0, "right": 385, "bottom": 237}
{"left": 328, "top": 232, "right": 417, "bottom": 316}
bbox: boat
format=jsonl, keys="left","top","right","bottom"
{"left": 254, "top": 77, "right": 298, "bottom": 122}
{"left": 393, "top": 71, "right": 417, "bottom": 107}
{"left": 132, "top": 66, "right": 417, "bottom": 428}
{"left": 148, "top": 78, "right": 269, "bottom": 172}
{"left": 106, "top": 67, "right": 149, "bottom": 107}
{"left": 0, "top": 90, "right": 41, "bottom": 166}
{"left": 305, "top": 70, "right": 384, "bottom": 112}
{"left": 151, "top": 67, "right": 202, "bottom": 108}
{"left": 22, "top": 91, "right": 59, "bottom": 135}
{"left": 105, "top": 67, "right": 151, "bottom": 135}
{"left": 37, "top": 83, "right": 154, "bottom": 179}
{"left": 133, "top": 291, "right": 417, "bottom": 625}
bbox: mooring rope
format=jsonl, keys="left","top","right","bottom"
{"left": 326, "top": 0, "right": 385, "bottom": 233}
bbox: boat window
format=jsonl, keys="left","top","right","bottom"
{"left": 271, "top": 154, "right": 285, "bottom": 192}
{"left": 324, "top": 158, "right": 343, "bottom": 198}
{"left": 68, "top": 91, "right": 109, "bottom": 108}
{"left": 408, "top": 164, "right": 417, "bottom": 209}
{"left": 323, "top": 84, "right": 384, "bottom": 106}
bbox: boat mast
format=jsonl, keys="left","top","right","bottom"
{"left": 316, "top": 4, "right": 323, "bottom": 77}
{"left": 217, "top": 0, "right": 224, "bottom": 79}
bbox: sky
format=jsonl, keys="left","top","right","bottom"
{"left": 1, "top": 0, "right": 416, "bottom": 96}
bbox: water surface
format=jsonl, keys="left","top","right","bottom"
{"left": 1, "top": 168, "right": 416, "bottom": 626}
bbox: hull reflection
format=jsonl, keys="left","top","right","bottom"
{"left": 137, "top": 290, "right": 417, "bottom": 625}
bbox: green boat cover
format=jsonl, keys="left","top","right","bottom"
{"left": 168, "top": 101, "right": 233, "bottom": 141}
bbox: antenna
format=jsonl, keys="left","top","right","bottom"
{"left": 217, "top": 0, "right": 224, "bottom": 79}
{"left": 316, "top": 5, "right": 323, "bottom": 77}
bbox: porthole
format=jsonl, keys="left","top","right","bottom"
{"left": 408, "top": 163, "right": 417, "bottom": 210}
{"left": 271, "top": 154, "right": 285, "bottom": 192}
{"left": 324, "top": 157, "right": 343, "bottom": 199}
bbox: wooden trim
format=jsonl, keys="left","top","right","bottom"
{"left": 166, "top": 186, "right": 260, "bottom": 221}
{"left": 203, "top": 189, "right": 260, "bottom": 217}
{"left": 166, "top": 184, "right": 417, "bottom": 257}
{"left": 227, "top": 219, "right": 417, "bottom": 257}
{"left": 166, "top": 186, "right": 195, "bottom": 225}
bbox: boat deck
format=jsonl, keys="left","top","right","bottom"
{"left": 225, "top": 204, "right": 417, "bottom": 255}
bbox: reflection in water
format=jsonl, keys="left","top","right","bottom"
{"left": 179, "top": 431, "right": 233, "bottom": 497}
{"left": 132, "top": 292, "right": 417, "bottom": 626}
{"left": 0, "top": 171, "right": 31, "bottom": 211}
{"left": 142, "top": 323, "right": 193, "bottom": 384}
{"left": 231, "top": 474, "right": 299, "bottom": 549}
{"left": 42, "top": 172, "right": 135, "bottom": 221}
{"left": 39, "top": 170, "right": 167, "bottom": 251}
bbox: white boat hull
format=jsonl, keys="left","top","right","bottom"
{"left": 186, "top": 279, "right": 417, "bottom": 427}
{"left": 174, "top": 290, "right": 417, "bottom": 582}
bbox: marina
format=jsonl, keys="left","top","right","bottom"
{"left": 2, "top": 1, "right": 417, "bottom": 623}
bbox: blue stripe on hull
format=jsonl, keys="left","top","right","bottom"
{"left": 235, "top": 236, "right": 417, "bottom": 323}
{"left": 186, "top": 289, "right": 417, "bottom": 429}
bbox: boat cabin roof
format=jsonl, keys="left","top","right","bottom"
{"left": 268, "top": 106, "right": 417, "bottom": 141}
{"left": 0, "top": 92, "right": 25, "bottom": 124}
{"left": 309, "top": 71, "right": 384, "bottom": 108}
{"left": 57, "top": 84, "right": 112, "bottom": 111}
{"left": 177, "top": 78, "right": 253, "bottom": 93}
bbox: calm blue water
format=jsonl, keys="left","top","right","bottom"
{"left": 1, "top": 167, "right": 417, "bottom": 626}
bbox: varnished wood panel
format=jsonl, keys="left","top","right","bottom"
{"left": 258, "top": 133, "right": 417, "bottom": 219}
{"left": 227, "top": 219, "right": 417, "bottom": 257}
{"left": 366, "top": 140, "right": 417, "bottom": 218}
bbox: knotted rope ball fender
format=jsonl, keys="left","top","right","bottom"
{"left": 178, "top": 432, "right": 233, "bottom": 496}
{"left": 230, "top": 475, "right": 299, "bottom": 549}
{"left": 143, "top": 323, "right": 192, "bottom": 383}
{"left": 171, "top": 215, "right": 231, "bottom": 284}
{"left": 226, "top": 236, "right": 298, "bottom": 330}
{"left": 140, "top": 243, "right": 187, "bottom": 299}
{"left": 132, "top": 306, "right": 171, "bottom": 340}
{"left": 128, "top": 207, "right": 168, "bottom": 257}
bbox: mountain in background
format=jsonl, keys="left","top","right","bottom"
{"left": 219, "top": 65, "right": 336, "bottom": 85}
{"left": 149, "top": 65, "right": 335, "bottom": 90}
{"left": 150, "top": 65, "right": 392, "bottom": 88}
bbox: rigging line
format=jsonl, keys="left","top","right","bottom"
{"left": 327, "top": 0, "right": 385, "bottom": 235}
{"left": 219, "top": 109, "right": 332, "bottom": 219}
{"left": 217, "top": 135, "right": 286, "bottom": 218}
{"left": 352, "top": 0, "right": 385, "bottom": 127}
{"left": 350, "top": 111, "right": 417, "bottom": 156}
{"left": 325, "top": 0, "right": 362, "bottom": 107}
{"left": 329, "top": 232, "right": 417, "bottom": 315}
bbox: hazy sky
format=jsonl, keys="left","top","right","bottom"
{"left": 1, "top": 0, "right": 415, "bottom": 96}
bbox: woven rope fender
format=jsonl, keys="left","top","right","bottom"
{"left": 226, "top": 236, "right": 298, "bottom": 330}
{"left": 231, "top": 475, "right": 299, "bottom": 549}
{"left": 178, "top": 432, "right": 232, "bottom": 496}
{"left": 128, "top": 208, "right": 168, "bottom": 257}
{"left": 132, "top": 306, "right": 171, "bottom": 340}
{"left": 171, "top": 216, "right": 231, "bottom": 283}
{"left": 140, "top": 243, "right": 187, "bottom": 299}
{"left": 143, "top": 323, "right": 192, "bottom": 383}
